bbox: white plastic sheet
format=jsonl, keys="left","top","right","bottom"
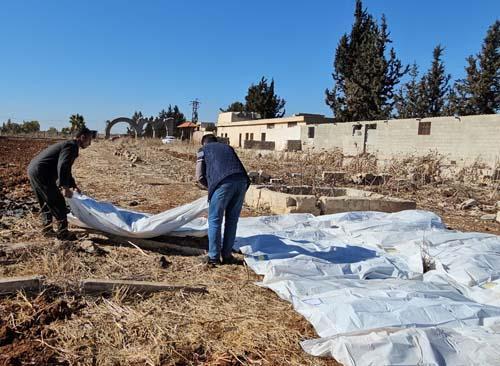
{"left": 301, "top": 326, "right": 500, "bottom": 365}
{"left": 235, "top": 210, "right": 500, "bottom": 365}
{"left": 68, "top": 193, "right": 208, "bottom": 238}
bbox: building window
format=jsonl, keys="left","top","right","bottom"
{"left": 261, "top": 133, "right": 266, "bottom": 141}
{"left": 288, "top": 122, "right": 297, "bottom": 128}
{"left": 245, "top": 133, "right": 249, "bottom": 140}
{"left": 418, "top": 122, "right": 431, "bottom": 135}
{"left": 308, "top": 127, "right": 315, "bottom": 138}
{"left": 250, "top": 133, "right": 254, "bottom": 140}
{"left": 267, "top": 124, "right": 274, "bottom": 129}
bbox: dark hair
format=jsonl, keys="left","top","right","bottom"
{"left": 201, "top": 134, "right": 218, "bottom": 145}
{"left": 75, "top": 127, "right": 93, "bottom": 138}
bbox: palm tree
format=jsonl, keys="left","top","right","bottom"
{"left": 69, "top": 114, "right": 86, "bottom": 132}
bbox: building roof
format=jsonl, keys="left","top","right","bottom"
{"left": 217, "top": 113, "right": 334, "bottom": 127}
{"left": 177, "top": 121, "right": 197, "bottom": 128}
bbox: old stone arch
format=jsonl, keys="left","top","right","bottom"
{"left": 105, "top": 117, "right": 141, "bottom": 139}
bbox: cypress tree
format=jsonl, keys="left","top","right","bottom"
{"left": 419, "top": 45, "right": 451, "bottom": 117}
{"left": 453, "top": 20, "right": 499, "bottom": 115}
{"left": 245, "top": 77, "right": 286, "bottom": 118}
{"left": 220, "top": 101, "right": 245, "bottom": 113}
{"left": 395, "top": 63, "right": 423, "bottom": 118}
{"left": 325, "top": 0, "right": 407, "bottom": 122}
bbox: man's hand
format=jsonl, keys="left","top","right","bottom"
{"left": 62, "top": 187, "right": 73, "bottom": 198}
{"left": 74, "top": 185, "right": 81, "bottom": 194}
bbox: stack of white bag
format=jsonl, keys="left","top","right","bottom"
{"left": 67, "top": 193, "right": 208, "bottom": 238}
{"left": 235, "top": 211, "right": 500, "bottom": 365}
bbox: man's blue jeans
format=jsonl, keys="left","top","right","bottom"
{"left": 208, "top": 174, "right": 248, "bottom": 260}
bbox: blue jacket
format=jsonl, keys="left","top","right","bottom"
{"left": 197, "top": 142, "right": 249, "bottom": 200}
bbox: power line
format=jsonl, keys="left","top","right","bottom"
{"left": 189, "top": 99, "right": 200, "bottom": 124}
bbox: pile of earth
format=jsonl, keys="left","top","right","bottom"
{"left": 0, "top": 290, "right": 84, "bottom": 366}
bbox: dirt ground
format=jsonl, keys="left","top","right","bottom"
{"left": 0, "top": 136, "right": 499, "bottom": 365}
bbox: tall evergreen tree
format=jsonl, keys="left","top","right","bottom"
{"left": 395, "top": 63, "right": 423, "bottom": 118}
{"left": 220, "top": 101, "right": 245, "bottom": 113}
{"left": 131, "top": 111, "right": 143, "bottom": 123}
{"left": 245, "top": 77, "right": 286, "bottom": 118}
{"left": 452, "top": 20, "right": 499, "bottom": 115}
{"left": 325, "top": 0, "right": 407, "bottom": 122}
{"left": 166, "top": 105, "right": 186, "bottom": 125}
{"left": 418, "top": 45, "right": 451, "bottom": 117}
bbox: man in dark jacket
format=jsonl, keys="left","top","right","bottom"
{"left": 196, "top": 134, "right": 249, "bottom": 266}
{"left": 27, "top": 127, "right": 93, "bottom": 240}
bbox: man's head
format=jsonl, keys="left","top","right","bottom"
{"left": 75, "top": 127, "right": 94, "bottom": 149}
{"left": 201, "top": 134, "right": 218, "bottom": 145}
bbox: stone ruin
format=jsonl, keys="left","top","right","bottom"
{"left": 104, "top": 116, "right": 174, "bottom": 139}
{"left": 245, "top": 184, "right": 416, "bottom": 216}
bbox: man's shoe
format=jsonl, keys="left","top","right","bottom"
{"left": 222, "top": 255, "right": 244, "bottom": 265}
{"left": 56, "top": 229, "right": 77, "bottom": 241}
{"left": 41, "top": 225, "right": 56, "bottom": 238}
{"left": 200, "top": 256, "right": 220, "bottom": 267}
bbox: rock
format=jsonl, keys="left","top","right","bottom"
{"left": 481, "top": 205, "right": 496, "bottom": 213}
{"left": 497, "top": 211, "right": 500, "bottom": 224}
{"left": 160, "top": 256, "right": 171, "bottom": 269}
{"left": 459, "top": 199, "right": 477, "bottom": 210}
{"left": 78, "top": 240, "right": 96, "bottom": 253}
{"left": 258, "top": 170, "right": 272, "bottom": 183}
{"left": 480, "top": 214, "right": 497, "bottom": 221}
{"left": 129, "top": 201, "right": 139, "bottom": 207}
{"left": 291, "top": 173, "right": 303, "bottom": 178}
{"left": 270, "top": 178, "right": 283, "bottom": 184}
{"left": 496, "top": 201, "right": 500, "bottom": 210}
{"left": 77, "top": 240, "right": 109, "bottom": 256}
{"left": 248, "top": 171, "right": 260, "bottom": 184}
{"left": 351, "top": 173, "right": 389, "bottom": 185}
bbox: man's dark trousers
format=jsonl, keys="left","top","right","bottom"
{"left": 28, "top": 172, "right": 68, "bottom": 229}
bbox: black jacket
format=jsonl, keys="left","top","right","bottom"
{"left": 27, "top": 140, "right": 79, "bottom": 188}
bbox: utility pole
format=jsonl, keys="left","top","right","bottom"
{"left": 190, "top": 99, "right": 200, "bottom": 124}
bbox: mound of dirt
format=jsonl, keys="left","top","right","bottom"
{"left": 0, "top": 290, "right": 84, "bottom": 366}
{"left": 0, "top": 137, "right": 56, "bottom": 197}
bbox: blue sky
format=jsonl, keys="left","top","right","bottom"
{"left": 0, "top": 0, "right": 498, "bottom": 132}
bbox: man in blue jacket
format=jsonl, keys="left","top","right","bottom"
{"left": 27, "top": 127, "right": 93, "bottom": 240}
{"left": 196, "top": 134, "right": 249, "bottom": 266}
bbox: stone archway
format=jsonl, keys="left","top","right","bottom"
{"left": 105, "top": 117, "right": 141, "bottom": 139}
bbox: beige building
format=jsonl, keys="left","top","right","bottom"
{"left": 217, "top": 112, "right": 500, "bottom": 166}
{"left": 216, "top": 112, "right": 333, "bottom": 150}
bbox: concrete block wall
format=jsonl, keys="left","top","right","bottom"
{"left": 244, "top": 140, "right": 276, "bottom": 150}
{"left": 309, "top": 114, "right": 500, "bottom": 165}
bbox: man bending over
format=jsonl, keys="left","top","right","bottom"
{"left": 196, "top": 134, "right": 250, "bottom": 266}
{"left": 27, "top": 127, "right": 93, "bottom": 240}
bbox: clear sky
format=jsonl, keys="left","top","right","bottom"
{"left": 0, "top": 0, "right": 498, "bottom": 132}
